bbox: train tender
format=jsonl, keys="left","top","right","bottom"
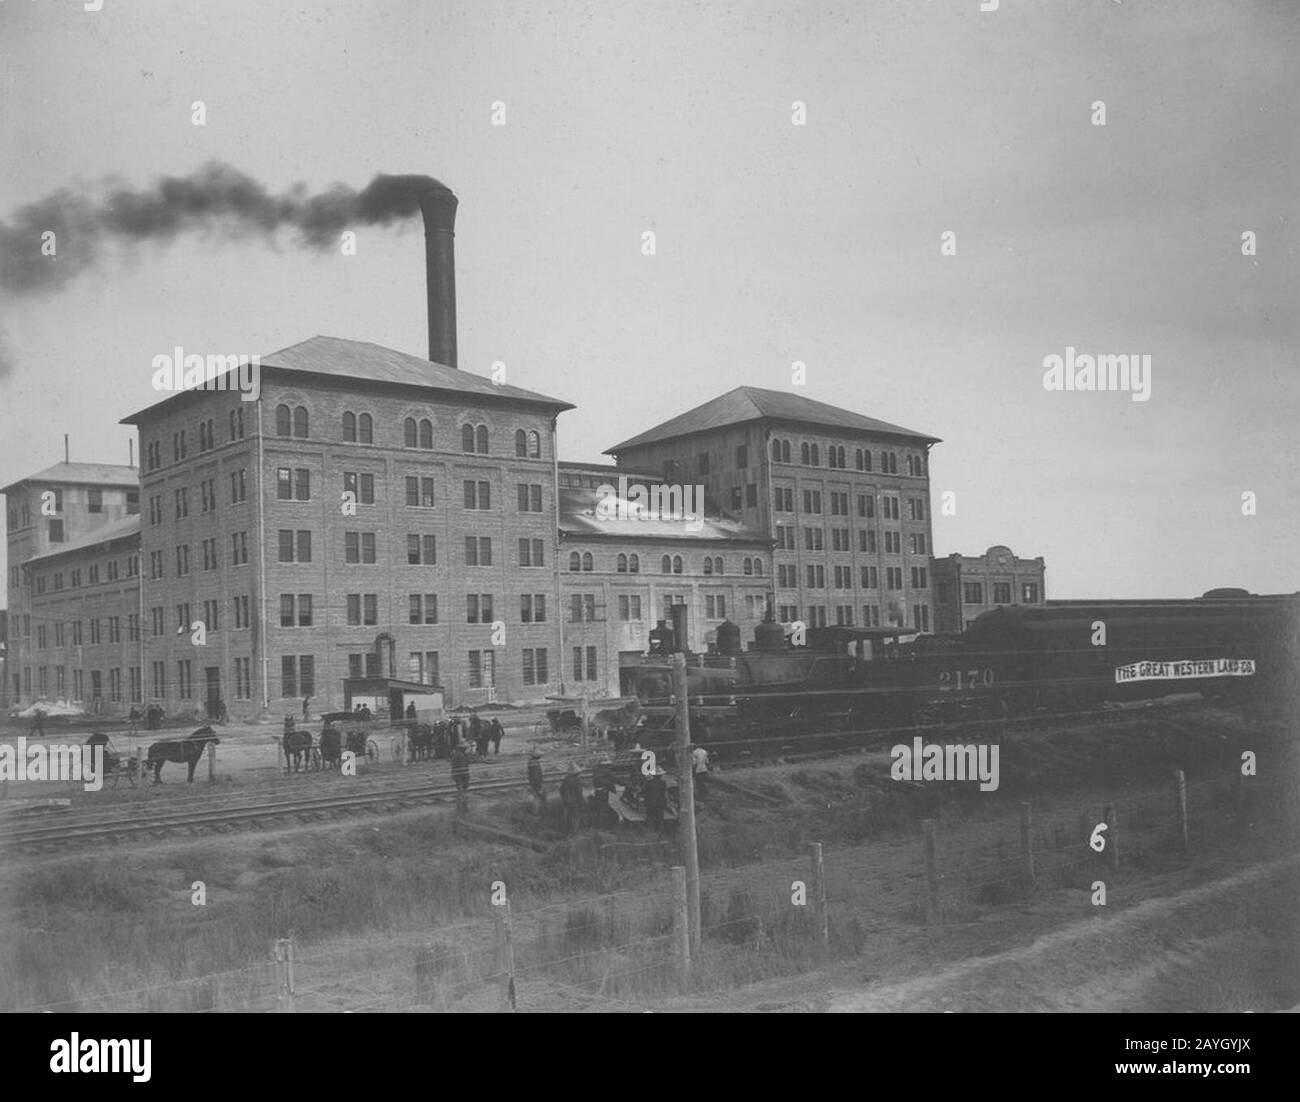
{"left": 629, "top": 591, "right": 1299, "bottom": 746}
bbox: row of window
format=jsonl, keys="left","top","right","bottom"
{"left": 769, "top": 439, "right": 925, "bottom": 476}
{"left": 566, "top": 552, "right": 767, "bottom": 576}
{"left": 773, "top": 490, "right": 925, "bottom": 520}
{"left": 32, "top": 613, "right": 141, "bottom": 649}
{"left": 773, "top": 525, "right": 928, "bottom": 556}
{"left": 7, "top": 487, "right": 117, "bottom": 533}
{"left": 25, "top": 665, "right": 140, "bottom": 703}
{"left": 771, "top": 604, "right": 932, "bottom": 632}
{"left": 940, "top": 581, "right": 1040, "bottom": 605}
{"left": 29, "top": 554, "right": 139, "bottom": 594}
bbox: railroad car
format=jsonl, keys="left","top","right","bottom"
{"left": 629, "top": 591, "right": 1299, "bottom": 746}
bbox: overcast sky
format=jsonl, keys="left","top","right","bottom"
{"left": 0, "top": 0, "right": 1295, "bottom": 601}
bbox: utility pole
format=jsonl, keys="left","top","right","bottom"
{"left": 672, "top": 651, "right": 700, "bottom": 952}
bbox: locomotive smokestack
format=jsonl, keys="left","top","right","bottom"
{"left": 416, "top": 180, "right": 458, "bottom": 368}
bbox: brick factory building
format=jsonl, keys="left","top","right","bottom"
{"left": 118, "top": 336, "right": 573, "bottom": 717}
{"left": 930, "top": 545, "right": 1047, "bottom": 634}
{"left": 2, "top": 462, "right": 140, "bottom": 708}
{"left": 558, "top": 461, "right": 774, "bottom": 697}
{"left": 604, "top": 387, "right": 940, "bottom": 634}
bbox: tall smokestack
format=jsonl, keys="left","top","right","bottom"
{"left": 417, "top": 180, "right": 458, "bottom": 368}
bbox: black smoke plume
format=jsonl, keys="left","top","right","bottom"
{"left": 0, "top": 161, "right": 444, "bottom": 298}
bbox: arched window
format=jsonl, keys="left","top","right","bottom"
{"left": 629, "top": 554, "right": 639, "bottom": 574}
{"left": 743, "top": 558, "right": 753, "bottom": 576}
{"left": 419, "top": 418, "right": 433, "bottom": 449}
{"left": 800, "top": 442, "right": 809, "bottom": 464}
{"left": 753, "top": 560, "right": 763, "bottom": 577}
{"left": 342, "top": 412, "right": 357, "bottom": 442}
{"left": 528, "top": 430, "right": 540, "bottom": 458}
{"left": 810, "top": 444, "right": 819, "bottom": 466}
{"left": 404, "top": 418, "right": 418, "bottom": 448}
{"left": 864, "top": 449, "right": 873, "bottom": 472}
{"left": 475, "top": 425, "right": 489, "bottom": 454}
{"left": 771, "top": 439, "right": 781, "bottom": 462}
{"left": 661, "top": 555, "right": 672, "bottom": 574}
{"left": 617, "top": 553, "right": 628, "bottom": 573}
{"left": 713, "top": 557, "right": 723, "bottom": 575}
{"left": 275, "top": 404, "right": 291, "bottom": 437}
{"left": 292, "top": 406, "right": 308, "bottom": 438}
{"left": 515, "top": 429, "right": 527, "bottom": 457}
{"left": 855, "top": 448, "right": 863, "bottom": 470}
{"left": 358, "top": 413, "right": 372, "bottom": 443}
{"left": 703, "top": 558, "right": 713, "bottom": 575}
{"left": 781, "top": 440, "right": 791, "bottom": 463}
{"left": 581, "top": 552, "right": 593, "bottom": 572}
{"left": 672, "top": 555, "right": 683, "bottom": 574}
{"left": 569, "top": 552, "right": 581, "bottom": 572}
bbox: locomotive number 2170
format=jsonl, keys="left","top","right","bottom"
{"left": 938, "top": 668, "right": 995, "bottom": 690}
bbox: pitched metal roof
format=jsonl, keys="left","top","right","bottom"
{"left": 1, "top": 462, "right": 139, "bottom": 496}
{"left": 558, "top": 488, "right": 770, "bottom": 544}
{"left": 25, "top": 514, "right": 141, "bottom": 565}
{"left": 604, "top": 385, "right": 940, "bottom": 454}
{"left": 121, "top": 336, "right": 575, "bottom": 423}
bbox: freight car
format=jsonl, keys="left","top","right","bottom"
{"left": 629, "top": 591, "right": 1299, "bottom": 747}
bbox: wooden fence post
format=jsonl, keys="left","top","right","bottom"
{"left": 1173, "top": 769, "right": 1189, "bottom": 854}
{"left": 923, "top": 819, "right": 940, "bottom": 925}
{"left": 495, "top": 901, "right": 517, "bottom": 1012}
{"left": 207, "top": 740, "right": 217, "bottom": 783}
{"left": 1104, "top": 803, "right": 1120, "bottom": 871}
{"left": 809, "top": 842, "right": 829, "bottom": 949}
{"left": 673, "top": 866, "right": 691, "bottom": 991}
{"left": 135, "top": 745, "right": 145, "bottom": 785}
{"left": 274, "top": 938, "right": 295, "bottom": 1012}
{"left": 1019, "top": 802, "right": 1035, "bottom": 887}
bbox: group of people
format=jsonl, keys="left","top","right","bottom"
{"left": 527, "top": 744, "right": 710, "bottom": 836}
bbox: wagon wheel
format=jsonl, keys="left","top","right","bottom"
{"left": 367, "top": 739, "right": 379, "bottom": 762}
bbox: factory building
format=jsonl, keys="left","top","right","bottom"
{"left": 930, "top": 545, "right": 1047, "bottom": 633}
{"left": 557, "top": 461, "right": 774, "bottom": 697}
{"left": 604, "top": 387, "right": 940, "bottom": 634}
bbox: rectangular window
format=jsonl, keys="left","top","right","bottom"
{"left": 993, "top": 582, "right": 1011, "bottom": 604}
{"left": 344, "top": 532, "right": 375, "bottom": 564}
{"left": 516, "top": 483, "right": 543, "bottom": 512}
{"left": 464, "top": 536, "right": 492, "bottom": 566}
{"left": 522, "top": 647, "right": 549, "bottom": 685}
{"left": 963, "top": 583, "right": 984, "bottom": 604}
{"left": 912, "top": 567, "right": 930, "bottom": 589}
{"left": 464, "top": 480, "right": 491, "bottom": 510}
{"left": 49, "top": 518, "right": 65, "bottom": 543}
{"left": 88, "top": 487, "right": 103, "bottom": 513}
{"left": 343, "top": 472, "right": 375, "bottom": 505}
{"left": 1022, "top": 582, "right": 1039, "bottom": 603}
{"left": 282, "top": 656, "right": 297, "bottom": 698}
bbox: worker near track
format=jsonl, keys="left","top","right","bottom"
{"left": 29, "top": 708, "right": 46, "bottom": 738}
{"left": 451, "top": 744, "right": 470, "bottom": 793}
{"left": 406, "top": 701, "right": 417, "bottom": 720}
{"left": 643, "top": 767, "right": 668, "bottom": 835}
{"left": 560, "top": 762, "right": 584, "bottom": 835}
{"left": 691, "top": 745, "right": 711, "bottom": 793}
{"left": 527, "top": 749, "right": 546, "bottom": 811}
{"left": 490, "top": 718, "right": 504, "bottom": 755}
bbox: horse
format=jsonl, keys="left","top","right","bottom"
{"left": 283, "top": 728, "right": 313, "bottom": 773}
{"left": 408, "top": 723, "right": 433, "bottom": 762}
{"left": 319, "top": 725, "right": 342, "bottom": 770}
{"left": 146, "top": 727, "right": 219, "bottom": 784}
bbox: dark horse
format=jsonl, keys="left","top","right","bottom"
{"left": 283, "top": 728, "right": 313, "bottom": 772}
{"left": 146, "top": 727, "right": 220, "bottom": 784}
{"left": 318, "top": 725, "right": 342, "bottom": 770}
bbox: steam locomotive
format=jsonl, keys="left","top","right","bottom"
{"left": 629, "top": 590, "right": 1300, "bottom": 746}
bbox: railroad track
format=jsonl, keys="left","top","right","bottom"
{"left": 1, "top": 696, "right": 1261, "bottom": 855}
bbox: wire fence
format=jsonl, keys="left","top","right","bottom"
{"left": 7, "top": 754, "right": 1297, "bottom": 1013}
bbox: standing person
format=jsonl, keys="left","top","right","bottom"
{"left": 30, "top": 708, "right": 46, "bottom": 738}
{"left": 302, "top": 696, "right": 310, "bottom": 720}
{"left": 474, "top": 717, "right": 490, "bottom": 759}
{"left": 527, "top": 749, "right": 546, "bottom": 812}
{"left": 451, "top": 744, "right": 470, "bottom": 793}
{"left": 405, "top": 701, "right": 417, "bottom": 720}
{"left": 560, "top": 763, "right": 584, "bottom": 835}
{"left": 691, "top": 745, "right": 710, "bottom": 793}
{"left": 643, "top": 768, "right": 668, "bottom": 836}
{"left": 490, "top": 718, "right": 504, "bottom": 755}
